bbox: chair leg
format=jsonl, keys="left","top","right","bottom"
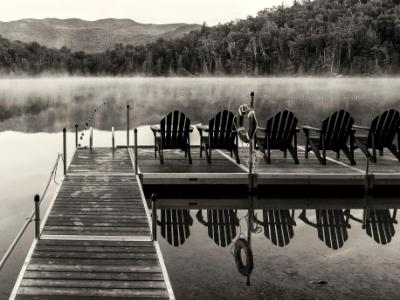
{"left": 342, "top": 146, "right": 356, "bottom": 165}
{"left": 321, "top": 133, "right": 326, "bottom": 165}
{"left": 309, "top": 141, "right": 325, "bottom": 165}
{"left": 287, "top": 145, "right": 299, "bottom": 164}
{"left": 200, "top": 144, "right": 203, "bottom": 158}
{"left": 234, "top": 146, "right": 240, "bottom": 164}
{"left": 157, "top": 145, "right": 164, "bottom": 164}
{"left": 266, "top": 135, "right": 271, "bottom": 164}
{"left": 187, "top": 145, "right": 192, "bottom": 164}
{"left": 336, "top": 151, "right": 340, "bottom": 160}
{"left": 387, "top": 144, "right": 400, "bottom": 162}
{"left": 305, "top": 137, "right": 309, "bottom": 159}
{"left": 283, "top": 149, "right": 287, "bottom": 158}
{"left": 208, "top": 147, "right": 212, "bottom": 164}
{"left": 205, "top": 144, "right": 210, "bottom": 163}
{"left": 379, "top": 149, "right": 383, "bottom": 156}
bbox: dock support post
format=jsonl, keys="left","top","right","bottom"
{"left": 134, "top": 128, "right": 138, "bottom": 175}
{"left": 75, "top": 124, "right": 78, "bottom": 148}
{"left": 34, "top": 195, "right": 40, "bottom": 240}
{"left": 112, "top": 127, "right": 115, "bottom": 150}
{"left": 89, "top": 127, "right": 93, "bottom": 150}
{"left": 127, "top": 105, "right": 130, "bottom": 147}
{"left": 63, "top": 128, "right": 67, "bottom": 176}
{"left": 151, "top": 193, "right": 157, "bottom": 241}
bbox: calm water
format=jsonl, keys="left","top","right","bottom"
{"left": 1, "top": 77, "right": 400, "bottom": 299}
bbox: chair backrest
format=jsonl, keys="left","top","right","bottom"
{"left": 262, "top": 209, "right": 295, "bottom": 247}
{"left": 320, "top": 110, "right": 354, "bottom": 150}
{"left": 369, "top": 109, "right": 400, "bottom": 148}
{"left": 160, "top": 111, "right": 191, "bottom": 149}
{"left": 159, "top": 209, "right": 192, "bottom": 246}
{"left": 316, "top": 210, "right": 348, "bottom": 249}
{"left": 265, "top": 110, "right": 298, "bottom": 148}
{"left": 206, "top": 209, "right": 238, "bottom": 247}
{"left": 365, "top": 209, "right": 395, "bottom": 245}
{"left": 208, "top": 110, "right": 237, "bottom": 150}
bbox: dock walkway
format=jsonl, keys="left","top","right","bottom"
{"left": 11, "top": 148, "right": 174, "bottom": 299}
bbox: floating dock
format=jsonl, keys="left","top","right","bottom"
{"left": 11, "top": 148, "right": 174, "bottom": 299}
{"left": 136, "top": 146, "right": 400, "bottom": 187}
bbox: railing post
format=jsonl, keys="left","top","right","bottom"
{"left": 34, "top": 194, "right": 40, "bottom": 240}
{"left": 112, "top": 127, "right": 115, "bottom": 150}
{"left": 75, "top": 124, "right": 78, "bottom": 148}
{"left": 63, "top": 128, "right": 67, "bottom": 176}
{"left": 90, "top": 127, "right": 93, "bottom": 150}
{"left": 134, "top": 128, "right": 138, "bottom": 175}
{"left": 151, "top": 193, "right": 157, "bottom": 241}
{"left": 127, "top": 105, "right": 130, "bottom": 147}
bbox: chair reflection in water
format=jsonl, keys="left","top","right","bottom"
{"left": 196, "top": 209, "right": 240, "bottom": 247}
{"left": 299, "top": 209, "right": 351, "bottom": 249}
{"left": 157, "top": 209, "right": 193, "bottom": 246}
{"left": 254, "top": 209, "right": 296, "bottom": 247}
{"left": 346, "top": 209, "right": 398, "bottom": 245}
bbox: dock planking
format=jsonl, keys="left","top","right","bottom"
{"left": 135, "top": 145, "right": 400, "bottom": 187}
{"left": 11, "top": 148, "right": 174, "bottom": 299}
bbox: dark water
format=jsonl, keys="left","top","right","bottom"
{"left": 1, "top": 77, "right": 400, "bottom": 298}
{"left": 155, "top": 198, "right": 400, "bottom": 299}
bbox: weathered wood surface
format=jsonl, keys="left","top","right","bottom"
{"left": 43, "top": 175, "right": 150, "bottom": 236}
{"left": 13, "top": 148, "right": 173, "bottom": 299}
{"left": 15, "top": 240, "right": 169, "bottom": 299}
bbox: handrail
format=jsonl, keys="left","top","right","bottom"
{"left": 0, "top": 153, "right": 63, "bottom": 271}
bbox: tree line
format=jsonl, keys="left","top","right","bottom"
{"left": 1, "top": 0, "right": 400, "bottom": 76}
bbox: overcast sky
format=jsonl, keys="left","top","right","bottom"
{"left": 0, "top": 0, "right": 292, "bottom": 25}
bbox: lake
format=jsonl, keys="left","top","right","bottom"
{"left": 1, "top": 77, "right": 400, "bottom": 299}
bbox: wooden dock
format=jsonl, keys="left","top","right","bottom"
{"left": 11, "top": 148, "right": 174, "bottom": 299}
{"left": 136, "top": 146, "right": 400, "bottom": 188}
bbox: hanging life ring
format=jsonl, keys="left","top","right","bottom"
{"left": 234, "top": 238, "right": 254, "bottom": 277}
{"left": 237, "top": 104, "right": 258, "bottom": 143}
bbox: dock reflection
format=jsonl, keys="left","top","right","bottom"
{"left": 154, "top": 196, "right": 400, "bottom": 285}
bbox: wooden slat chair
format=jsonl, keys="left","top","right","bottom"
{"left": 157, "top": 209, "right": 193, "bottom": 247}
{"left": 197, "top": 110, "right": 240, "bottom": 163}
{"left": 254, "top": 209, "right": 296, "bottom": 247}
{"left": 151, "top": 111, "right": 192, "bottom": 164}
{"left": 299, "top": 209, "right": 350, "bottom": 249}
{"left": 303, "top": 110, "right": 356, "bottom": 165}
{"left": 256, "top": 110, "right": 299, "bottom": 164}
{"left": 196, "top": 209, "right": 239, "bottom": 247}
{"left": 353, "top": 109, "right": 400, "bottom": 163}
{"left": 346, "top": 209, "right": 397, "bottom": 245}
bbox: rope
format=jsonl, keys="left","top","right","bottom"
{"left": 0, "top": 153, "right": 63, "bottom": 271}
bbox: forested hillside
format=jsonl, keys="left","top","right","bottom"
{"left": 1, "top": 0, "right": 400, "bottom": 76}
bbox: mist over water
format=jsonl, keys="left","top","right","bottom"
{"left": 1, "top": 77, "right": 400, "bottom": 132}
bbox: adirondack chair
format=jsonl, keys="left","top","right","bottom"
{"left": 299, "top": 209, "right": 350, "bottom": 249}
{"left": 157, "top": 209, "right": 193, "bottom": 246}
{"left": 353, "top": 109, "right": 400, "bottom": 163}
{"left": 346, "top": 209, "right": 397, "bottom": 245}
{"left": 303, "top": 110, "right": 356, "bottom": 165}
{"left": 256, "top": 110, "right": 299, "bottom": 164}
{"left": 151, "top": 111, "right": 192, "bottom": 164}
{"left": 197, "top": 110, "right": 240, "bottom": 163}
{"left": 254, "top": 209, "right": 296, "bottom": 247}
{"left": 196, "top": 209, "right": 239, "bottom": 247}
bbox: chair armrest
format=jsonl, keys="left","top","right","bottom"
{"left": 302, "top": 126, "right": 322, "bottom": 132}
{"left": 196, "top": 124, "right": 209, "bottom": 133}
{"left": 353, "top": 125, "right": 370, "bottom": 131}
{"left": 150, "top": 125, "right": 160, "bottom": 133}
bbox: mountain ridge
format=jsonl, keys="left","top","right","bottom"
{"left": 0, "top": 18, "right": 200, "bottom": 52}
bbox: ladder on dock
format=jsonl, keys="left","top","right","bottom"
{"left": 11, "top": 147, "right": 174, "bottom": 299}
